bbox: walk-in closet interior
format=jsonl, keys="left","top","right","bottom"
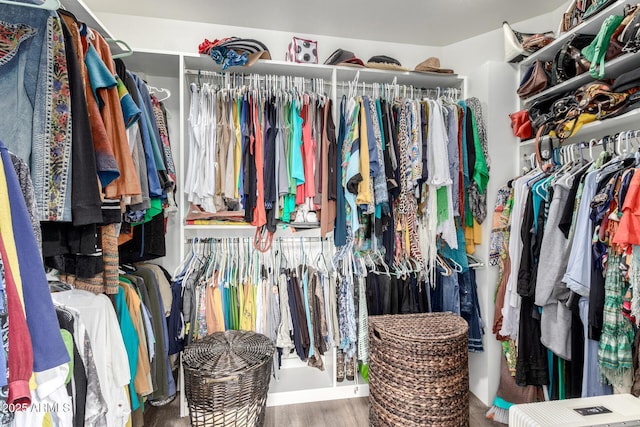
{"left": 2, "top": 0, "right": 640, "bottom": 425}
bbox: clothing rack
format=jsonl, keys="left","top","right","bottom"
{"left": 531, "top": 128, "right": 640, "bottom": 170}
{"left": 185, "top": 236, "right": 332, "bottom": 244}
{"left": 185, "top": 68, "right": 462, "bottom": 100}
{"left": 185, "top": 69, "right": 331, "bottom": 93}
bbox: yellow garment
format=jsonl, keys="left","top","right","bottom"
{"left": 120, "top": 282, "right": 152, "bottom": 396}
{"left": 356, "top": 98, "right": 372, "bottom": 206}
{"left": 239, "top": 282, "right": 256, "bottom": 331}
{"left": 464, "top": 220, "right": 483, "bottom": 254}
{"left": 550, "top": 113, "right": 597, "bottom": 139}
{"left": 473, "top": 219, "right": 483, "bottom": 244}
{"left": 42, "top": 413, "right": 52, "bottom": 427}
{"left": 0, "top": 155, "right": 25, "bottom": 309}
{"left": 234, "top": 101, "right": 242, "bottom": 199}
{"left": 205, "top": 277, "right": 225, "bottom": 334}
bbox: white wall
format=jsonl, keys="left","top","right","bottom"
{"left": 442, "top": 3, "right": 569, "bottom": 76}
{"left": 465, "top": 61, "right": 519, "bottom": 406}
{"left": 96, "top": 13, "right": 443, "bottom": 71}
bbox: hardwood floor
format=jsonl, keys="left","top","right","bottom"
{"left": 144, "top": 393, "right": 504, "bottom": 426}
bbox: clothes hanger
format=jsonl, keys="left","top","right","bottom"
{"left": 467, "top": 253, "right": 485, "bottom": 269}
{"left": 435, "top": 254, "right": 452, "bottom": 277}
{"left": 588, "top": 138, "right": 599, "bottom": 161}
{"left": 105, "top": 38, "right": 133, "bottom": 59}
{"left": 0, "top": 0, "right": 60, "bottom": 9}
{"left": 148, "top": 86, "right": 171, "bottom": 102}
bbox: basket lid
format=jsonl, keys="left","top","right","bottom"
{"left": 183, "top": 330, "right": 275, "bottom": 376}
{"left": 369, "top": 312, "right": 468, "bottom": 342}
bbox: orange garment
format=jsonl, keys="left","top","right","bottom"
{"left": 251, "top": 96, "right": 266, "bottom": 227}
{"left": 613, "top": 169, "right": 640, "bottom": 247}
{"left": 91, "top": 33, "right": 141, "bottom": 198}
{"left": 320, "top": 100, "right": 336, "bottom": 237}
{"left": 205, "top": 277, "right": 225, "bottom": 334}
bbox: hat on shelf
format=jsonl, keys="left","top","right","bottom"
{"left": 324, "top": 49, "right": 365, "bottom": 67}
{"left": 414, "top": 57, "right": 455, "bottom": 74}
{"left": 204, "top": 37, "right": 271, "bottom": 70}
{"left": 365, "top": 55, "right": 409, "bottom": 71}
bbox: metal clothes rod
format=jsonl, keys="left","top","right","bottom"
{"left": 184, "top": 69, "right": 462, "bottom": 95}
{"left": 185, "top": 69, "right": 332, "bottom": 84}
{"left": 185, "top": 236, "right": 332, "bottom": 244}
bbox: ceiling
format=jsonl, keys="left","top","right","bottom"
{"left": 84, "top": 0, "right": 568, "bottom": 46}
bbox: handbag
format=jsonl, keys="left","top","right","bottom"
{"left": 286, "top": 37, "right": 318, "bottom": 64}
{"left": 581, "top": 14, "right": 624, "bottom": 79}
{"left": 560, "top": 0, "right": 617, "bottom": 33}
{"left": 528, "top": 94, "right": 557, "bottom": 134}
{"left": 509, "top": 110, "right": 533, "bottom": 139}
{"left": 503, "top": 21, "right": 554, "bottom": 63}
{"left": 621, "top": 5, "right": 640, "bottom": 53}
{"left": 551, "top": 34, "right": 594, "bottom": 86}
{"left": 583, "top": 0, "right": 617, "bottom": 20}
{"left": 575, "top": 82, "right": 629, "bottom": 118}
{"left": 517, "top": 60, "right": 551, "bottom": 99}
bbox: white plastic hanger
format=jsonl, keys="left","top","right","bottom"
{"left": 0, "top": 0, "right": 60, "bottom": 10}
{"left": 106, "top": 38, "right": 133, "bottom": 59}
{"left": 148, "top": 86, "right": 171, "bottom": 102}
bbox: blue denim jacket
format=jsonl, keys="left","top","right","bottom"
{"left": 0, "top": 4, "right": 73, "bottom": 221}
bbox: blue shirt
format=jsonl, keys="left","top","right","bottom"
{"left": 1, "top": 141, "right": 70, "bottom": 372}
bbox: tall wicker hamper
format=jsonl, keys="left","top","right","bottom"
{"left": 368, "top": 313, "right": 469, "bottom": 427}
{"left": 182, "top": 330, "right": 275, "bottom": 427}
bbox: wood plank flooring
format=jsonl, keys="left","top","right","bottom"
{"left": 144, "top": 393, "right": 504, "bottom": 426}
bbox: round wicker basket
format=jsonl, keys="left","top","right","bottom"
{"left": 368, "top": 313, "right": 469, "bottom": 427}
{"left": 183, "top": 330, "right": 275, "bottom": 427}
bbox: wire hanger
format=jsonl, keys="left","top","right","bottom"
{"left": 0, "top": 0, "right": 60, "bottom": 9}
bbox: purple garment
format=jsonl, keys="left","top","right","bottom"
{"left": 1, "top": 141, "right": 70, "bottom": 372}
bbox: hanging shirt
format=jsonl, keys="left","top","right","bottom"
{"left": 52, "top": 290, "right": 131, "bottom": 427}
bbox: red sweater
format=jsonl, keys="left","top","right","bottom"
{"left": 0, "top": 235, "right": 33, "bottom": 408}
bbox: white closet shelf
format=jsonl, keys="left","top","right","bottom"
{"left": 124, "top": 49, "right": 180, "bottom": 78}
{"left": 518, "top": 107, "right": 640, "bottom": 147}
{"left": 267, "top": 372, "right": 368, "bottom": 407}
{"left": 183, "top": 54, "right": 464, "bottom": 88}
{"left": 183, "top": 224, "right": 323, "bottom": 238}
{"left": 523, "top": 52, "right": 640, "bottom": 105}
{"left": 334, "top": 66, "right": 464, "bottom": 88}
{"left": 521, "top": 0, "right": 630, "bottom": 66}
{"left": 184, "top": 54, "right": 335, "bottom": 79}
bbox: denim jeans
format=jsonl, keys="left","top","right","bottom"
{"left": 459, "top": 269, "right": 484, "bottom": 352}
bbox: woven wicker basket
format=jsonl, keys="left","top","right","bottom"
{"left": 368, "top": 313, "right": 469, "bottom": 427}
{"left": 183, "top": 330, "right": 275, "bottom": 427}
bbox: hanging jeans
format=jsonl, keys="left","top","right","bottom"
{"left": 459, "top": 269, "right": 484, "bottom": 352}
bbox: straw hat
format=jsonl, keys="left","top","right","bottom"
{"left": 365, "top": 55, "right": 409, "bottom": 71}
{"left": 414, "top": 57, "right": 454, "bottom": 74}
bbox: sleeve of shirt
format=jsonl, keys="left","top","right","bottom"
{"left": 613, "top": 171, "right": 640, "bottom": 246}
